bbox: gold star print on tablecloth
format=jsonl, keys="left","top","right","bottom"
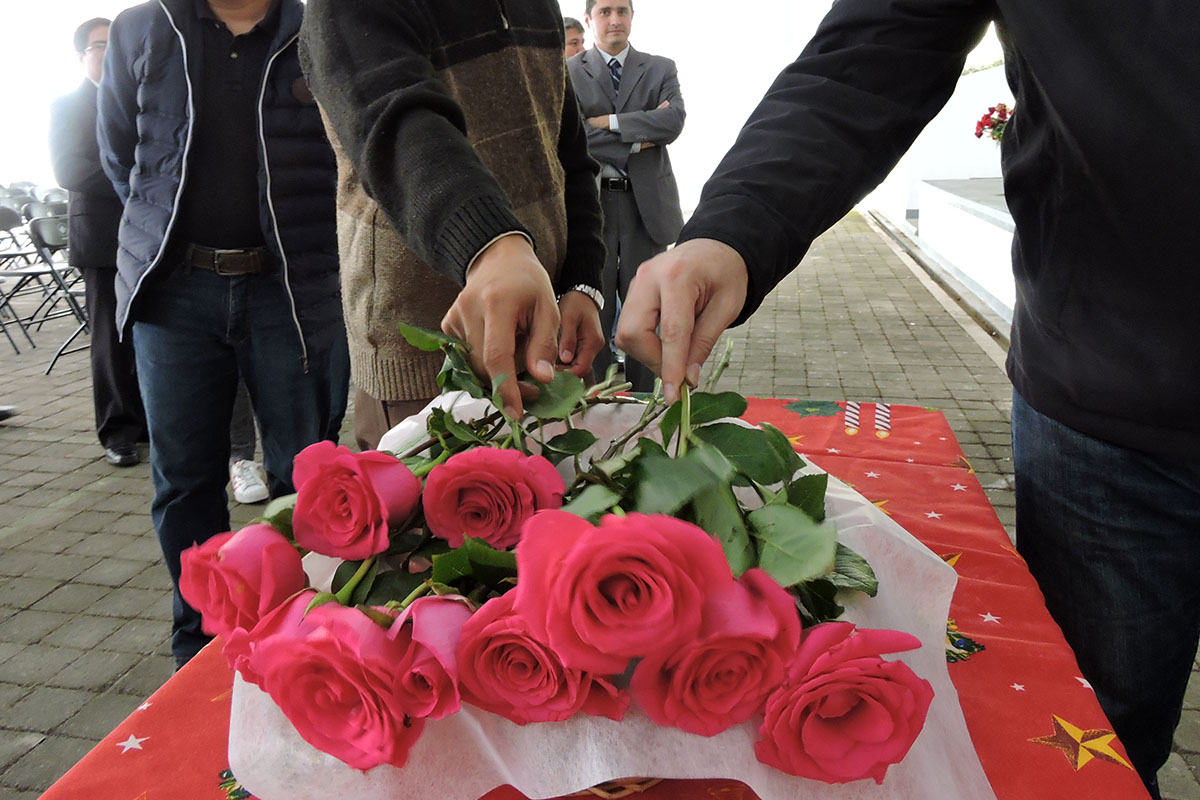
{"left": 1029, "top": 715, "right": 1134, "bottom": 771}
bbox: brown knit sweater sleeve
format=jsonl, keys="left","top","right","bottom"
{"left": 298, "top": 0, "right": 529, "bottom": 287}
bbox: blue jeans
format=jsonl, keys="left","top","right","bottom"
{"left": 1013, "top": 391, "right": 1200, "bottom": 797}
{"left": 133, "top": 262, "right": 348, "bottom": 666}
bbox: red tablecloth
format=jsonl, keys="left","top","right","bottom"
{"left": 41, "top": 400, "right": 1150, "bottom": 800}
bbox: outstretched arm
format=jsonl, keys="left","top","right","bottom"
{"left": 617, "top": 0, "right": 991, "bottom": 402}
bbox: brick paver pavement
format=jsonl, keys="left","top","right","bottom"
{"left": 1, "top": 211, "right": 1196, "bottom": 799}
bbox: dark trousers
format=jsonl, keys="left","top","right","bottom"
{"left": 596, "top": 185, "right": 663, "bottom": 393}
{"left": 1013, "top": 390, "right": 1200, "bottom": 799}
{"left": 132, "top": 262, "right": 349, "bottom": 666}
{"left": 82, "top": 266, "right": 146, "bottom": 448}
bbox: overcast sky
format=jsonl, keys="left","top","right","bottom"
{"left": 0, "top": 1, "right": 1000, "bottom": 211}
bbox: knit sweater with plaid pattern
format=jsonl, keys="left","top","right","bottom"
{"left": 299, "top": 0, "right": 604, "bottom": 402}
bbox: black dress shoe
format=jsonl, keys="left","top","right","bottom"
{"left": 0, "top": 406, "right": 15, "bottom": 422}
{"left": 104, "top": 443, "right": 140, "bottom": 467}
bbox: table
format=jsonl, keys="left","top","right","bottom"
{"left": 40, "top": 400, "right": 1151, "bottom": 800}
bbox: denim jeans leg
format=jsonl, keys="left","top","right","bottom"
{"left": 228, "top": 375, "right": 258, "bottom": 465}
{"left": 232, "top": 273, "right": 348, "bottom": 498}
{"left": 1012, "top": 390, "right": 1200, "bottom": 797}
{"left": 133, "top": 267, "right": 240, "bottom": 666}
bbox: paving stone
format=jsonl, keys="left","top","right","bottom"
{"left": 29, "top": 583, "right": 112, "bottom": 615}
{"left": 74, "top": 558, "right": 146, "bottom": 588}
{"left": 39, "top": 615, "right": 127, "bottom": 652}
{"left": 53, "top": 691, "right": 143, "bottom": 740}
{"left": 109, "top": 654, "right": 174, "bottom": 698}
{"left": 0, "top": 610, "right": 72, "bottom": 647}
{"left": 5, "top": 686, "right": 95, "bottom": 731}
{"left": 0, "top": 644, "right": 80, "bottom": 685}
{"left": 1, "top": 733, "right": 94, "bottom": 791}
{"left": 0, "top": 731, "right": 44, "bottom": 773}
{"left": 44, "top": 650, "right": 141, "bottom": 692}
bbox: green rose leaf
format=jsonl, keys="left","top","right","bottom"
{"left": 690, "top": 422, "right": 792, "bottom": 485}
{"left": 524, "top": 370, "right": 588, "bottom": 420}
{"left": 540, "top": 428, "right": 598, "bottom": 466}
{"left": 793, "top": 579, "right": 844, "bottom": 626}
{"left": 331, "top": 559, "right": 364, "bottom": 595}
{"left": 747, "top": 504, "right": 837, "bottom": 587}
{"left": 659, "top": 391, "right": 748, "bottom": 448}
{"left": 397, "top": 321, "right": 465, "bottom": 353}
{"left": 633, "top": 444, "right": 735, "bottom": 516}
{"left": 363, "top": 569, "right": 430, "bottom": 607}
{"left": 561, "top": 483, "right": 622, "bottom": 521}
{"left": 430, "top": 538, "right": 518, "bottom": 591}
{"left": 438, "top": 347, "right": 486, "bottom": 398}
{"left": 827, "top": 543, "right": 879, "bottom": 596}
{"left": 430, "top": 548, "right": 471, "bottom": 585}
{"left": 429, "top": 407, "right": 484, "bottom": 445}
{"left": 785, "top": 473, "right": 829, "bottom": 523}
{"left": 760, "top": 421, "right": 803, "bottom": 476}
{"left": 256, "top": 493, "right": 297, "bottom": 540}
{"left": 688, "top": 483, "right": 755, "bottom": 576}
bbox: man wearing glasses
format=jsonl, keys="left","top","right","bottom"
{"left": 50, "top": 18, "right": 148, "bottom": 469}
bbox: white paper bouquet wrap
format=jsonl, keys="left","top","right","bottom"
{"left": 228, "top": 394, "right": 996, "bottom": 800}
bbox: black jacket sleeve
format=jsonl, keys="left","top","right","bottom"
{"left": 679, "top": 0, "right": 991, "bottom": 322}
{"left": 49, "top": 85, "right": 119, "bottom": 199}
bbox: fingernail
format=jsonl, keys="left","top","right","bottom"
{"left": 537, "top": 360, "right": 554, "bottom": 379}
{"left": 560, "top": 348, "right": 573, "bottom": 363}
{"left": 686, "top": 363, "right": 701, "bottom": 387}
{"left": 664, "top": 382, "right": 678, "bottom": 404}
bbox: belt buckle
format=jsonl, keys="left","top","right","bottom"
{"left": 604, "top": 176, "right": 628, "bottom": 192}
{"left": 212, "top": 249, "right": 253, "bottom": 276}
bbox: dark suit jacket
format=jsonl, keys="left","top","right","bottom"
{"left": 568, "top": 46, "right": 685, "bottom": 246}
{"left": 49, "top": 80, "right": 123, "bottom": 269}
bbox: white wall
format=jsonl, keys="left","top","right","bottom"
{"left": 865, "top": 64, "right": 1013, "bottom": 221}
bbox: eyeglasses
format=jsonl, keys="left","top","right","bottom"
{"left": 84, "top": 41, "right": 107, "bottom": 52}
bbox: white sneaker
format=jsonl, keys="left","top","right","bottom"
{"left": 230, "top": 459, "right": 269, "bottom": 504}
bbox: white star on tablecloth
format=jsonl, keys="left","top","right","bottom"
{"left": 827, "top": 447, "right": 841, "bottom": 454}
{"left": 136, "top": 702, "right": 152, "bottom": 711}
{"left": 906, "top": 457, "right": 914, "bottom": 462}
{"left": 979, "top": 612, "right": 1001, "bottom": 623}
{"left": 925, "top": 510, "right": 942, "bottom": 519}
{"left": 865, "top": 471, "right": 880, "bottom": 478}
{"left": 951, "top": 483, "right": 968, "bottom": 492}
{"left": 912, "top": 441, "right": 921, "bottom": 445}
{"left": 117, "top": 734, "right": 148, "bottom": 753}
{"left": 1012, "top": 683, "right": 1026, "bottom": 691}
{"left": 1076, "top": 677, "right": 1094, "bottom": 690}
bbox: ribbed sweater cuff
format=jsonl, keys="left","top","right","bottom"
{"left": 435, "top": 195, "right": 531, "bottom": 285}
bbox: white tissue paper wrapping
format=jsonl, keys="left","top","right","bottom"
{"left": 229, "top": 393, "right": 996, "bottom": 800}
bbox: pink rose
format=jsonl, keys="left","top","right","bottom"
{"left": 422, "top": 447, "right": 564, "bottom": 549}
{"left": 383, "top": 595, "right": 474, "bottom": 720}
{"left": 228, "top": 592, "right": 470, "bottom": 771}
{"left": 457, "top": 592, "right": 629, "bottom": 725}
{"left": 292, "top": 441, "right": 421, "bottom": 560}
{"left": 755, "top": 621, "right": 934, "bottom": 784}
{"left": 233, "top": 593, "right": 424, "bottom": 770}
{"left": 179, "top": 523, "right": 307, "bottom": 640}
{"left": 515, "top": 510, "right": 735, "bottom": 674}
{"left": 630, "top": 568, "right": 800, "bottom": 736}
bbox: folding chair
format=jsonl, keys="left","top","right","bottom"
{"left": 39, "top": 187, "right": 68, "bottom": 203}
{"left": 26, "top": 216, "right": 89, "bottom": 373}
{"left": 21, "top": 201, "right": 68, "bottom": 223}
{"left": 0, "top": 207, "right": 36, "bottom": 265}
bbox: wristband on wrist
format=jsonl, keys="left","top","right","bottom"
{"left": 558, "top": 284, "right": 604, "bottom": 311}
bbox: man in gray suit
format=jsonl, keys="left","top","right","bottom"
{"left": 568, "top": 0, "right": 684, "bottom": 392}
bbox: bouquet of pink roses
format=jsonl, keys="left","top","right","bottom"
{"left": 179, "top": 325, "right": 934, "bottom": 789}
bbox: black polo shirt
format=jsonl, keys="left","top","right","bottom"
{"left": 172, "top": 0, "right": 281, "bottom": 249}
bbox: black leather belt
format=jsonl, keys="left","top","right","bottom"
{"left": 601, "top": 176, "right": 632, "bottom": 192}
{"left": 176, "top": 243, "right": 273, "bottom": 276}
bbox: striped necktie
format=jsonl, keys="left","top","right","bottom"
{"left": 608, "top": 57, "right": 621, "bottom": 92}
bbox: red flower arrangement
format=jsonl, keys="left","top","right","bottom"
{"left": 179, "top": 326, "right": 933, "bottom": 787}
{"left": 975, "top": 102, "right": 1012, "bottom": 141}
